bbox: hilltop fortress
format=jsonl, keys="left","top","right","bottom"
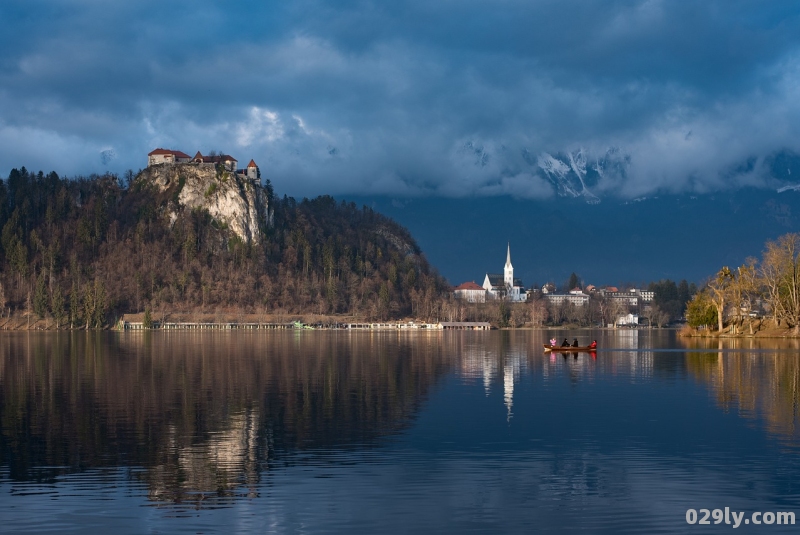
{"left": 141, "top": 148, "right": 270, "bottom": 244}
{"left": 147, "top": 148, "right": 260, "bottom": 181}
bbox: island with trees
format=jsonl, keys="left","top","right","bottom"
{"left": 684, "top": 232, "right": 800, "bottom": 337}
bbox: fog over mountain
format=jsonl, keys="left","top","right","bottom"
{"left": 2, "top": 1, "right": 800, "bottom": 201}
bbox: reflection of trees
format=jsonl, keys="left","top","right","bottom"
{"left": 0, "top": 332, "right": 452, "bottom": 504}
{"left": 685, "top": 347, "right": 800, "bottom": 441}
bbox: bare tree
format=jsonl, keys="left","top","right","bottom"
{"left": 529, "top": 299, "right": 548, "bottom": 326}
{"left": 707, "top": 267, "right": 734, "bottom": 332}
{"left": 641, "top": 304, "right": 657, "bottom": 328}
{"left": 732, "top": 258, "right": 759, "bottom": 334}
{"left": 760, "top": 233, "right": 800, "bottom": 332}
{"left": 608, "top": 298, "right": 628, "bottom": 327}
{"left": 510, "top": 303, "right": 529, "bottom": 327}
{"left": 654, "top": 307, "right": 670, "bottom": 328}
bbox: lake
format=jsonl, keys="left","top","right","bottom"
{"left": 1, "top": 329, "right": 799, "bottom": 533}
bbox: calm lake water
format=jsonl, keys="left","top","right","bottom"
{"left": 1, "top": 330, "right": 800, "bottom": 533}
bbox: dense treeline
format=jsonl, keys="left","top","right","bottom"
{"left": 0, "top": 167, "right": 448, "bottom": 327}
{"left": 686, "top": 232, "right": 800, "bottom": 334}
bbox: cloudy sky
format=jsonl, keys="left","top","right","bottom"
{"left": 2, "top": 0, "right": 800, "bottom": 198}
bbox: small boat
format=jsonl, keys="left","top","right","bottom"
{"left": 543, "top": 344, "right": 596, "bottom": 352}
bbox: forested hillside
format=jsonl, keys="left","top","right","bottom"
{"left": 0, "top": 167, "right": 448, "bottom": 327}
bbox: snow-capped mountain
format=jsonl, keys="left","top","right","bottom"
{"left": 458, "top": 142, "right": 800, "bottom": 203}
{"left": 535, "top": 148, "right": 630, "bottom": 204}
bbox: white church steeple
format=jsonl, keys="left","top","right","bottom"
{"left": 504, "top": 242, "right": 513, "bottom": 288}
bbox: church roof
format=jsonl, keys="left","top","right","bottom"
{"left": 485, "top": 274, "right": 504, "bottom": 287}
{"left": 247, "top": 159, "right": 258, "bottom": 168}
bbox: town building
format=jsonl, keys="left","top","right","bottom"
{"left": 454, "top": 281, "right": 487, "bottom": 303}
{"left": 543, "top": 290, "right": 589, "bottom": 307}
{"left": 483, "top": 244, "right": 526, "bottom": 302}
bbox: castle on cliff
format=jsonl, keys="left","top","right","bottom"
{"left": 147, "top": 148, "right": 260, "bottom": 181}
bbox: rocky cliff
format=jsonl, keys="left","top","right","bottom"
{"left": 137, "top": 163, "right": 271, "bottom": 244}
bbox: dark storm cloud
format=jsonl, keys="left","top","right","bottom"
{"left": 1, "top": 0, "right": 799, "bottom": 197}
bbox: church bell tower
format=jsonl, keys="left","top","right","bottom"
{"left": 504, "top": 243, "right": 513, "bottom": 289}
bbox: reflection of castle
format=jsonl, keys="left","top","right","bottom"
{"left": 149, "top": 409, "right": 263, "bottom": 503}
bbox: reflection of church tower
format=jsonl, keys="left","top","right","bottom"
{"left": 504, "top": 362, "right": 514, "bottom": 421}
{"left": 504, "top": 243, "right": 513, "bottom": 289}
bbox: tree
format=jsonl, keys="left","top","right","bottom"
{"left": 641, "top": 304, "right": 658, "bottom": 328}
{"left": 495, "top": 299, "right": 511, "bottom": 327}
{"left": 654, "top": 307, "right": 671, "bottom": 328}
{"left": 686, "top": 290, "right": 716, "bottom": 329}
{"left": 529, "top": 298, "right": 548, "bottom": 326}
{"left": 83, "top": 282, "right": 95, "bottom": 329}
{"left": 33, "top": 271, "right": 48, "bottom": 319}
{"left": 509, "top": 303, "right": 529, "bottom": 327}
{"left": 731, "top": 259, "right": 758, "bottom": 334}
{"left": 649, "top": 279, "right": 682, "bottom": 321}
{"left": 760, "top": 233, "right": 800, "bottom": 332}
{"left": 69, "top": 281, "right": 81, "bottom": 329}
{"left": 51, "top": 284, "right": 65, "bottom": 329}
{"left": 677, "top": 279, "right": 696, "bottom": 314}
{"left": 566, "top": 272, "right": 580, "bottom": 291}
{"left": 707, "top": 267, "right": 734, "bottom": 331}
{"left": 143, "top": 307, "right": 154, "bottom": 329}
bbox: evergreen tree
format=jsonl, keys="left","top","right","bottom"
{"left": 566, "top": 272, "right": 580, "bottom": 291}
{"left": 69, "top": 281, "right": 81, "bottom": 329}
{"left": 51, "top": 284, "right": 65, "bottom": 328}
{"left": 143, "top": 307, "right": 153, "bottom": 329}
{"left": 686, "top": 290, "right": 716, "bottom": 329}
{"left": 33, "top": 271, "right": 48, "bottom": 318}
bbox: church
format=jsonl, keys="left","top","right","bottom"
{"left": 482, "top": 244, "right": 526, "bottom": 302}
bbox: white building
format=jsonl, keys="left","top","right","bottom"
{"left": 454, "top": 281, "right": 487, "bottom": 303}
{"left": 544, "top": 291, "right": 589, "bottom": 307}
{"left": 616, "top": 313, "right": 639, "bottom": 327}
{"left": 483, "top": 244, "right": 526, "bottom": 302}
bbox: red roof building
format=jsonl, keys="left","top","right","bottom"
{"left": 147, "top": 148, "right": 192, "bottom": 165}
{"left": 454, "top": 281, "right": 487, "bottom": 303}
{"left": 148, "top": 148, "right": 260, "bottom": 178}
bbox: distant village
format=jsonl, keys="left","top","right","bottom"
{"left": 453, "top": 244, "right": 656, "bottom": 327}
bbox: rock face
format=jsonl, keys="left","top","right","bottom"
{"left": 138, "top": 163, "right": 271, "bottom": 244}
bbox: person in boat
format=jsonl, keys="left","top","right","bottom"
{"left": 550, "top": 338, "right": 557, "bottom": 347}
{"left": 561, "top": 338, "right": 570, "bottom": 347}
{"left": 589, "top": 340, "right": 597, "bottom": 349}
{"left": 572, "top": 338, "right": 579, "bottom": 347}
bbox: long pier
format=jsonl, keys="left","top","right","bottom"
{"left": 119, "top": 321, "right": 491, "bottom": 331}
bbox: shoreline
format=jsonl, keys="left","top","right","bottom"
{"left": 3, "top": 312, "right": 799, "bottom": 338}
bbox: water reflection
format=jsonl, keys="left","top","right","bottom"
{"left": 682, "top": 343, "right": 800, "bottom": 445}
{"left": 1, "top": 329, "right": 800, "bottom": 532}
{"left": 0, "top": 331, "right": 452, "bottom": 505}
